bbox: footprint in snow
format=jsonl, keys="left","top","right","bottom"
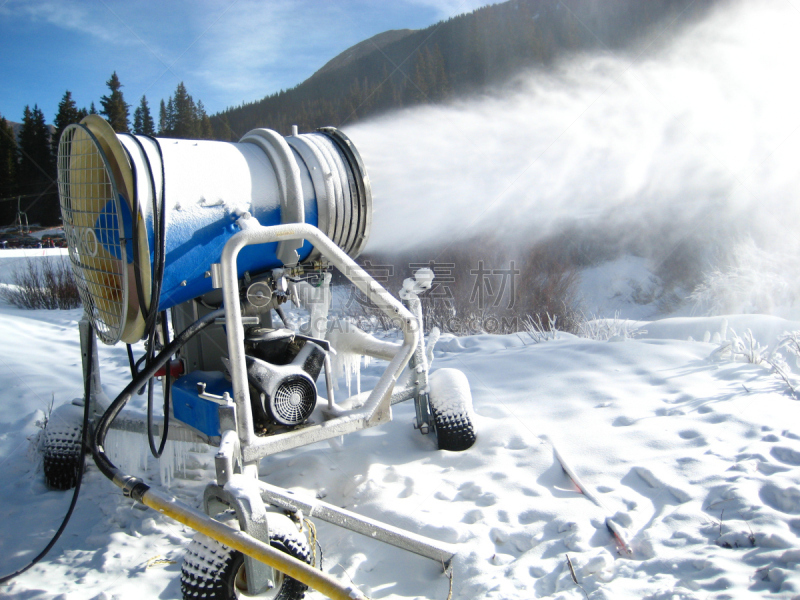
{"left": 678, "top": 429, "right": 701, "bottom": 439}
{"left": 398, "top": 476, "right": 414, "bottom": 498}
{"left": 760, "top": 483, "right": 800, "bottom": 514}
{"left": 456, "top": 482, "right": 497, "bottom": 506}
{"left": 770, "top": 446, "right": 800, "bottom": 466}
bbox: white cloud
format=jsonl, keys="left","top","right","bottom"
{"left": 2, "top": 0, "right": 125, "bottom": 43}
{"left": 188, "top": 0, "right": 346, "bottom": 102}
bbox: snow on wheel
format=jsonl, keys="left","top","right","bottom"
{"left": 428, "top": 368, "right": 477, "bottom": 452}
{"left": 181, "top": 513, "right": 312, "bottom": 600}
{"left": 42, "top": 403, "right": 85, "bottom": 490}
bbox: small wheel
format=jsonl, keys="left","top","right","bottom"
{"left": 428, "top": 368, "right": 477, "bottom": 452}
{"left": 181, "top": 513, "right": 311, "bottom": 600}
{"left": 42, "top": 403, "right": 85, "bottom": 490}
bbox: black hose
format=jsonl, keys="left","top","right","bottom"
{"left": 146, "top": 312, "right": 171, "bottom": 457}
{"left": 93, "top": 309, "right": 224, "bottom": 484}
{"left": 142, "top": 136, "right": 168, "bottom": 458}
{"left": 126, "top": 343, "right": 137, "bottom": 378}
{"left": 120, "top": 134, "right": 170, "bottom": 456}
{"left": 0, "top": 327, "right": 94, "bottom": 584}
{"left": 118, "top": 140, "right": 150, "bottom": 329}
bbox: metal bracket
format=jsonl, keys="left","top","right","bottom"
{"left": 203, "top": 482, "right": 274, "bottom": 595}
{"left": 402, "top": 271, "right": 434, "bottom": 435}
{"left": 77, "top": 317, "right": 110, "bottom": 417}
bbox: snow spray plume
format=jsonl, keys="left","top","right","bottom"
{"left": 345, "top": 0, "right": 800, "bottom": 314}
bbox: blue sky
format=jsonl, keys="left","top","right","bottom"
{"left": 0, "top": 0, "right": 491, "bottom": 125}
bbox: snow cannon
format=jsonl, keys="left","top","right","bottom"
{"left": 44, "top": 115, "right": 477, "bottom": 600}
{"left": 57, "top": 115, "right": 370, "bottom": 345}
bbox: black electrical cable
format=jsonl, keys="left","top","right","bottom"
{"left": 120, "top": 134, "right": 170, "bottom": 457}
{"left": 129, "top": 133, "right": 165, "bottom": 337}
{"left": 146, "top": 312, "right": 171, "bottom": 458}
{"left": 93, "top": 309, "right": 225, "bottom": 483}
{"left": 126, "top": 343, "right": 137, "bottom": 379}
{"left": 118, "top": 140, "right": 150, "bottom": 329}
{"left": 0, "top": 330, "right": 94, "bottom": 584}
{"left": 142, "top": 136, "right": 169, "bottom": 458}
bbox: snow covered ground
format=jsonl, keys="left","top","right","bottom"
{"left": 2, "top": 271, "right": 800, "bottom": 599}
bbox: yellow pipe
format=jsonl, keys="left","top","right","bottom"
{"left": 141, "top": 486, "right": 369, "bottom": 600}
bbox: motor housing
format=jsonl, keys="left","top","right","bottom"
{"left": 245, "top": 340, "right": 325, "bottom": 427}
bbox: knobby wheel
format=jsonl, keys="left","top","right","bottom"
{"left": 428, "top": 368, "right": 477, "bottom": 452}
{"left": 181, "top": 513, "right": 312, "bottom": 600}
{"left": 42, "top": 403, "right": 85, "bottom": 490}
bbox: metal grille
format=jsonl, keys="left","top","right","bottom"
{"left": 271, "top": 377, "right": 315, "bottom": 425}
{"left": 58, "top": 124, "right": 129, "bottom": 345}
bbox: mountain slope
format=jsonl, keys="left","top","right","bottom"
{"left": 212, "top": 0, "right": 715, "bottom": 138}
{"left": 312, "top": 29, "right": 416, "bottom": 78}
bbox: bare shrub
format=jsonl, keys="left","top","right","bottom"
{"left": 515, "top": 242, "right": 582, "bottom": 334}
{"left": 690, "top": 239, "right": 798, "bottom": 315}
{"left": 335, "top": 233, "right": 582, "bottom": 336}
{"left": 1, "top": 257, "right": 81, "bottom": 310}
{"left": 709, "top": 328, "right": 798, "bottom": 397}
{"left": 523, "top": 313, "right": 559, "bottom": 343}
{"left": 710, "top": 328, "right": 769, "bottom": 365}
{"left": 577, "top": 312, "right": 646, "bottom": 341}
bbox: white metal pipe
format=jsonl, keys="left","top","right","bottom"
{"left": 257, "top": 480, "right": 457, "bottom": 565}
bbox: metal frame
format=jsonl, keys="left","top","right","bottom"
{"left": 84, "top": 222, "right": 456, "bottom": 593}
{"left": 219, "top": 218, "right": 419, "bottom": 465}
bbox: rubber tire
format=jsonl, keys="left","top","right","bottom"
{"left": 428, "top": 368, "right": 477, "bottom": 452}
{"left": 42, "top": 403, "right": 85, "bottom": 490}
{"left": 181, "top": 513, "right": 311, "bottom": 600}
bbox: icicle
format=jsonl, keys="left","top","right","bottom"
{"left": 159, "top": 439, "right": 174, "bottom": 488}
{"left": 330, "top": 351, "right": 369, "bottom": 396}
{"left": 105, "top": 429, "right": 149, "bottom": 480}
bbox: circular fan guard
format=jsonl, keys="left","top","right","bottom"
{"left": 269, "top": 376, "right": 316, "bottom": 426}
{"left": 57, "top": 123, "right": 129, "bottom": 345}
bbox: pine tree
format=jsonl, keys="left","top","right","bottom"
{"left": 0, "top": 115, "right": 18, "bottom": 224}
{"left": 158, "top": 99, "right": 168, "bottom": 135}
{"left": 165, "top": 98, "right": 176, "bottom": 136}
{"left": 428, "top": 45, "right": 449, "bottom": 101}
{"left": 17, "top": 105, "right": 58, "bottom": 225}
{"left": 100, "top": 71, "right": 129, "bottom": 132}
{"left": 89, "top": 101, "right": 97, "bottom": 115}
{"left": 52, "top": 90, "right": 82, "bottom": 161}
{"left": 133, "top": 95, "right": 155, "bottom": 136}
{"left": 171, "top": 82, "right": 198, "bottom": 138}
{"left": 212, "top": 114, "right": 233, "bottom": 141}
{"left": 194, "top": 101, "right": 212, "bottom": 139}
{"left": 409, "top": 47, "right": 433, "bottom": 104}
